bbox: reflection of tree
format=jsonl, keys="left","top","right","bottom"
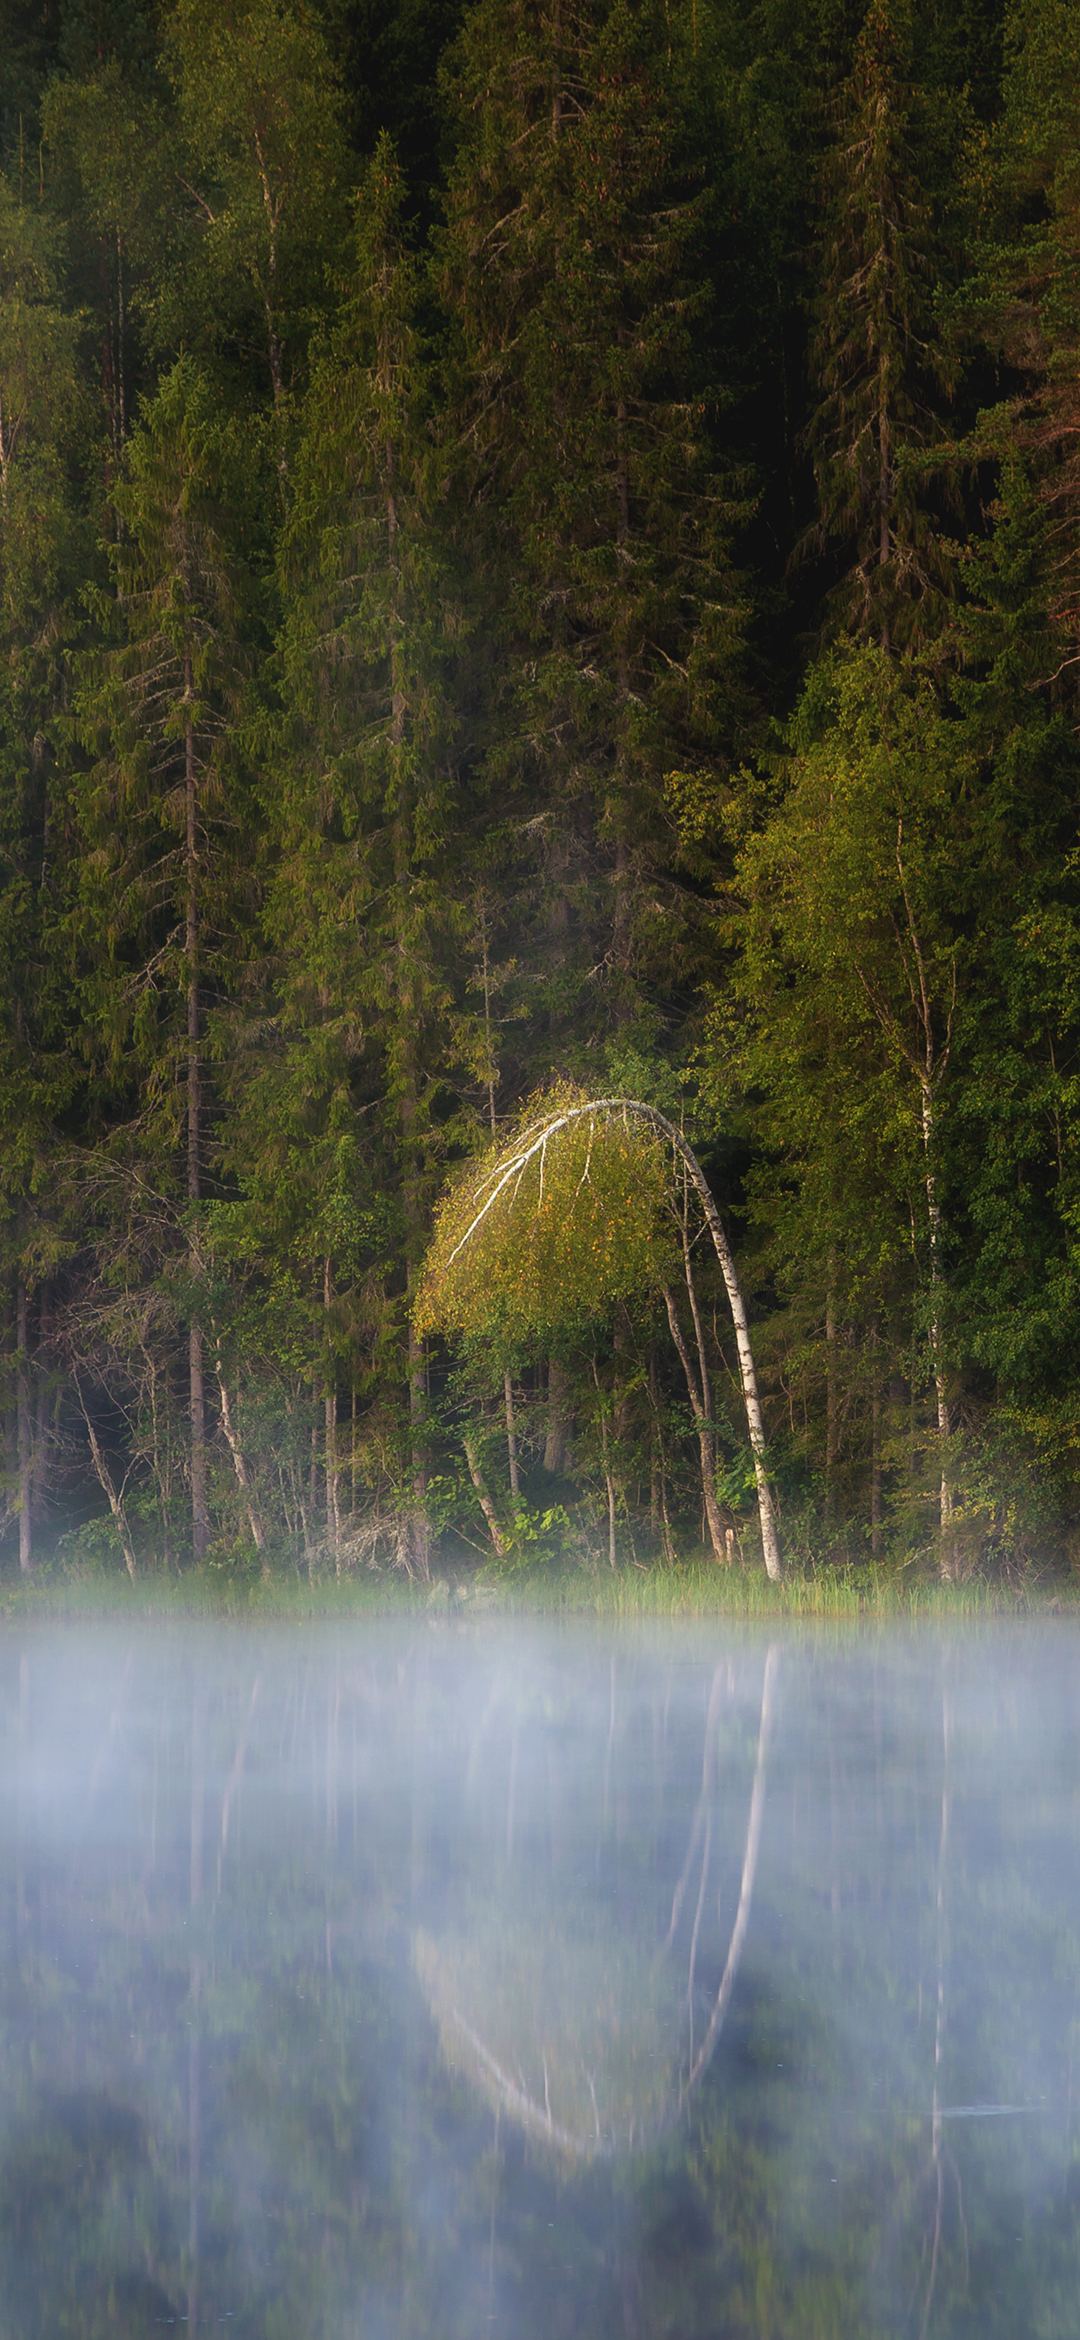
{"left": 913, "top": 1680, "right": 968, "bottom": 2340}
{"left": 3, "top": 1633, "right": 1080, "bottom": 2339}
{"left": 416, "top": 1646, "right": 779, "bottom": 2160}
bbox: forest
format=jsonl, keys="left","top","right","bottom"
{"left": 1, "top": 0, "right": 1078, "bottom": 1583}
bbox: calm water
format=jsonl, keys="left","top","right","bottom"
{"left": 1, "top": 1619, "right": 1078, "bottom": 2337}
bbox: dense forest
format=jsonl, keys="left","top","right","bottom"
{"left": 1, "top": 0, "right": 1078, "bottom": 1581}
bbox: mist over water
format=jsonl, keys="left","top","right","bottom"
{"left": 1, "top": 1621, "right": 1077, "bottom": 2338}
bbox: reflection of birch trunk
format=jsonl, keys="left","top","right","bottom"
{"left": 918, "top": 1685, "right": 968, "bottom": 2340}
{"left": 188, "top": 1677, "right": 204, "bottom": 2338}
{"left": 216, "top": 1671, "right": 261, "bottom": 1895}
{"left": 680, "top": 1643, "right": 778, "bottom": 2102}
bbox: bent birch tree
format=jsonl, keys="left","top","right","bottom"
{"left": 415, "top": 1089, "right": 782, "bottom": 1580}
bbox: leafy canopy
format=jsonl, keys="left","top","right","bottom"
{"left": 414, "top": 1084, "right": 677, "bottom": 1350}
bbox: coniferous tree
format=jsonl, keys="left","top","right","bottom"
{"left": 240, "top": 137, "right": 470, "bottom": 1573}
{"left": 0, "top": 174, "right": 87, "bottom": 1568}
{"left": 70, "top": 358, "right": 254, "bottom": 1559}
{"left": 438, "top": 0, "right": 749, "bottom": 1041}
{"left": 802, "top": 0, "right": 960, "bottom": 648}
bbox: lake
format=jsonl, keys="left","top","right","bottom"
{"left": 0, "top": 1618, "right": 1076, "bottom": 2337}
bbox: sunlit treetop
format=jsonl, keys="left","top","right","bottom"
{"left": 413, "top": 1083, "right": 677, "bottom": 1350}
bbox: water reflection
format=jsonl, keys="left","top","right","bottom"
{"left": 0, "top": 1622, "right": 1077, "bottom": 2338}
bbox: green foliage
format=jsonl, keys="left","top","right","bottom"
{"left": 415, "top": 1086, "right": 677, "bottom": 1350}
{"left": 5, "top": 0, "right": 1080, "bottom": 1580}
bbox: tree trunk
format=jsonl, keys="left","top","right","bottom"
{"left": 463, "top": 1429, "right": 506, "bottom": 1557}
{"left": 185, "top": 682, "right": 209, "bottom": 1562}
{"left": 591, "top": 1359, "right": 617, "bottom": 1567}
{"left": 323, "top": 1257, "right": 340, "bottom": 1571}
{"left": 215, "top": 1346, "right": 266, "bottom": 1558}
{"left": 825, "top": 1267, "right": 839, "bottom": 1520}
{"left": 921, "top": 1083, "right": 954, "bottom": 1563}
{"left": 662, "top": 1286, "right": 726, "bottom": 1561}
{"left": 544, "top": 1359, "right": 569, "bottom": 1472}
{"left": 75, "top": 1379, "right": 137, "bottom": 1580}
{"left": 503, "top": 1371, "right": 520, "bottom": 1500}
{"left": 647, "top": 1347, "right": 676, "bottom": 1563}
{"left": 870, "top": 1320, "right": 883, "bottom": 1557}
{"left": 32, "top": 1278, "right": 53, "bottom": 1526}
{"left": 16, "top": 1276, "right": 32, "bottom": 1574}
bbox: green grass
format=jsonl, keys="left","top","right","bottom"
{"left": 0, "top": 1553, "right": 1073, "bottom": 1624}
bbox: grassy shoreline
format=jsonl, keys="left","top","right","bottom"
{"left": 0, "top": 1557, "right": 1073, "bottom": 1624}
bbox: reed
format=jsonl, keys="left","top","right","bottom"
{"left": 0, "top": 1554, "right": 1069, "bottom": 1623}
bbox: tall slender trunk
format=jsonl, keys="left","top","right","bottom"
{"left": 75, "top": 1378, "right": 137, "bottom": 1580}
{"left": 825, "top": 1263, "right": 839, "bottom": 1520}
{"left": 921, "top": 1083, "right": 953, "bottom": 1556}
{"left": 858, "top": 846, "right": 955, "bottom": 1566}
{"left": 16, "top": 1275, "right": 32, "bottom": 1574}
{"left": 384, "top": 407, "right": 431, "bottom": 1582}
{"left": 662, "top": 1282, "right": 726, "bottom": 1561}
{"left": 478, "top": 925, "right": 521, "bottom": 1504}
{"left": 879, "top": 390, "right": 891, "bottom": 654}
{"left": 503, "top": 1375, "right": 520, "bottom": 1500}
{"left": 591, "top": 1359, "right": 617, "bottom": 1567}
{"left": 870, "top": 1318, "right": 883, "bottom": 1557}
{"left": 115, "top": 224, "right": 126, "bottom": 444}
{"left": 324, "top": 1257, "right": 340, "bottom": 1572}
{"left": 215, "top": 1345, "right": 265, "bottom": 1558}
{"left": 647, "top": 1348, "right": 676, "bottom": 1563}
{"left": 185, "top": 673, "right": 208, "bottom": 1561}
{"left": 32, "top": 1278, "right": 52, "bottom": 1524}
{"left": 611, "top": 349, "right": 633, "bottom": 977}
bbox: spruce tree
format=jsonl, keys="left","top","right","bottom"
{"left": 437, "top": 0, "right": 749, "bottom": 1040}
{"left": 0, "top": 173, "right": 86, "bottom": 1569}
{"left": 70, "top": 358, "right": 253, "bottom": 1559}
{"left": 802, "top": 0, "right": 959, "bottom": 647}
{"left": 243, "top": 138, "right": 468, "bottom": 1573}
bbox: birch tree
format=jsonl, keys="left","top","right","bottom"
{"left": 415, "top": 1085, "right": 783, "bottom": 1579}
{"left": 722, "top": 648, "right": 971, "bottom": 1563}
{"left": 162, "top": 0, "right": 348, "bottom": 428}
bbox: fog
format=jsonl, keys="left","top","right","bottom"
{"left": 1, "top": 1620, "right": 1077, "bottom": 2337}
